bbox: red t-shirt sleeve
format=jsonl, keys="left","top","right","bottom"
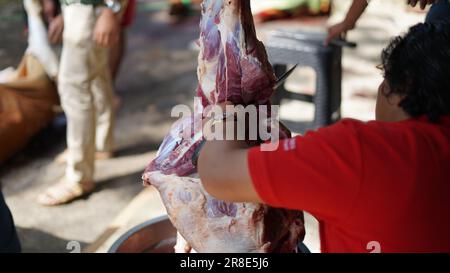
{"left": 248, "top": 119, "right": 364, "bottom": 222}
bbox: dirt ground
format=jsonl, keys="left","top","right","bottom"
{"left": 0, "top": 0, "right": 425, "bottom": 252}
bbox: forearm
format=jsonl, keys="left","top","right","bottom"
{"left": 199, "top": 139, "right": 246, "bottom": 180}
{"left": 198, "top": 120, "right": 261, "bottom": 203}
{"left": 343, "top": 0, "right": 369, "bottom": 29}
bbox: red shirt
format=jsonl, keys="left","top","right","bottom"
{"left": 248, "top": 117, "right": 450, "bottom": 253}
{"left": 121, "top": 0, "right": 136, "bottom": 27}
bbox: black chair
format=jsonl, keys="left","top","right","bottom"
{"left": 266, "top": 29, "right": 356, "bottom": 132}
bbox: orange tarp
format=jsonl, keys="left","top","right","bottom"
{"left": 0, "top": 54, "right": 59, "bottom": 163}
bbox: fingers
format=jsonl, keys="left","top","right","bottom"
{"left": 324, "top": 22, "right": 349, "bottom": 46}
{"left": 408, "top": 0, "right": 434, "bottom": 9}
{"left": 93, "top": 8, "right": 119, "bottom": 47}
{"left": 94, "top": 30, "right": 107, "bottom": 47}
{"left": 48, "top": 28, "right": 57, "bottom": 44}
{"left": 93, "top": 31, "right": 100, "bottom": 46}
{"left": 111, "top": 31, "right": 119, "bottom": 45}
{"left": 324, "top": 28, "right": 342, "bottom": 46}
{"left": 101, "top": 33, "right": 110, "bottom": 47}
{"left": 420, "top": 0, "right": 427, "bottom": 9}
{"left": 49, "top": 33, "right": 58, "bottom": 44}
{"left": 419, "top": 0, "right": 436, "bottom": 10}
{"left": 47, "top": 16, "right": 64, "bottom": 45}
{"left": 104, "top": 32, "right": 119, "bottom": 47}
{"left": 324, "top": 27, "right": 338, "bottom": 46}
{"left": 48, "top": 24, "right": 62, "bottom": 44}
{"left": 408, "top": 0, "right": 419, "bottom": 7}
{"left": 324, "top": 33, "right": 334, "bottom": 46}
{"left": 94, "top": 31, "right": 119, "bottom": 47}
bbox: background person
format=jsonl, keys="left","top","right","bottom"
{"left": 37, "top": 0, "right": 126, "bottom": 206}
{"left": 325, "top": 0, "right": 449, "bottom": 45}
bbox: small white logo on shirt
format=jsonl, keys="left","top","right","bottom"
{"left": 66, "top": 241, "right": 81, "bottom": 253}
{"left": 367, "top": 241, "right": 381, "bottom": 253}
{"left": 283, "top": 138, "right": 296, "bottom": 151}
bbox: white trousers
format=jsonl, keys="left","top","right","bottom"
{"left": 58, "top": 4, "right": 114, "bottom": 184}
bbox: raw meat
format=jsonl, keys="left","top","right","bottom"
{"left": 195, "top": 0, "right": 276, "bottom": 106}
{"left": 143, "top": 0, "right": 304, "bottom": 253}
{"left": 144, "top": 172, "right": 304, "bottom": 253}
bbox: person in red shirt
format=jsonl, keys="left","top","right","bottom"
{"left": 197, "top": 20, "right": 450, "bottom": 253}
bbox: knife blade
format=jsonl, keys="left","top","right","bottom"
{"left": 274, "top": 64, "right": 298, "bottom": 90}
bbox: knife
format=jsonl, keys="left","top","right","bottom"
{"left": 330, "top": 38, "right": 357, "bottom": 48}
{"left": 274, "top": 64, "right": 298, "bottom": 90}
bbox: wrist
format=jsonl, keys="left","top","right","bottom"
{"left": 98, "top": 6, "right": 119, "bottom": 21}
{"left": 104, "top": 0, "right": 122, "bottom": 14}
{"left": 343, "top": 18, "right": 356, "bottom": 31}
{"left": 100, "top": 6, "right": 115, "bottom": 14}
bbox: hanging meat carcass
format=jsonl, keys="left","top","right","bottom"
{"left": 143, "top": 0, "right": 305, "bottom": 253}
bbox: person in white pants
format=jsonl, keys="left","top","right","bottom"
{"left": 38, "top": 0, "right": 125, "bottom": 206}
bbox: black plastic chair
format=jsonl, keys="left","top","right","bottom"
{"left": 266, "top": 29, "right": 356, "bottom": 132}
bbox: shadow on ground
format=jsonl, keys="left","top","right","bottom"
{"left": 17, "top": 227, "right": 88, "bottom": 253}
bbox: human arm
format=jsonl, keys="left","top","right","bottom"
{"left": 197, "top": 110, "right": 262, "bottom": 203}
{"left": 199, "top": 115, "right": 364, "bottom": 221}
{"left": 47, "top": 14, "right": 63, "bottom": 44}
{"left": 93, "top": 0, "right": 129, "bottom": 47}
{"left": 40, "top": 0, "right": 63, "bottom": 44}
{"left": 325, "top": 0, "right": 369, "bottom": 45}
{"left": 198, "top": 137, "right": 261, "bottom": 203}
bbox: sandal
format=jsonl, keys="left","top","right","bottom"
{"left": 55, "top": 149, "right": 114, "bottom": 164}
{"left": 37, "top": 180, "right": 95, "bottom": 206}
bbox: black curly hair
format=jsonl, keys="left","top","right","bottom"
{"left": 379, "top": 20, "right": 450, "bottom": 122}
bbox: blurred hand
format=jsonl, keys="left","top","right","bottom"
{"left": 48, "top": 14, "right": 64, "bottom": 44}
{"left": 407, "top": 0, "right": 437, "bottom": 9}
{"left": 41, "top": 0, "right": 59, "bottom": 23}
{"left": 325, "top": 21, "right": 353, "bottom": 46}
{"left": 93, "top": 8, "right": 119, "bottom": 47}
